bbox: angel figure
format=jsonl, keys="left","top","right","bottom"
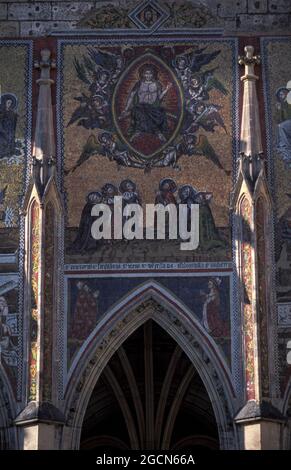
{"left": 98, "top": 132, "right": 148, "bottom": 169}
{"left": 67, "top": 93, "right": 110, "bottom": 130}
{"left": 89, "top": 69, "right": 111, "bottom": 99}
{"left": 178, "top": 133, "right": 230, "bottom": 175}
{"left": 202, "top": 69, "right": 228, "bottom": 96}
{"left": 151, "top": 146, "right": 179, "bottom": 169}
{"left": 68, "top": 48, "right": 123, "bottom": 130}
{"left": 66, "top": 131, "right": 146, "bottom": 174}
{"left": 74, "top": 48, "right": 122, "bottom": 92}
{"left": 187, "top": 74, "right": 209, "bottom": 103}
{"left": 173, "top": 47, "right": 221, "bottom": 90}
{"left": 186, "top": 102, "right": 227, "bottom": 134}
{"left": 187, "top": 70, "right": 228, "bottom": 105}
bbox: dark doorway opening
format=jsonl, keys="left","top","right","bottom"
{"left": 80, "top": 320, "right": 219, "bottom": 450}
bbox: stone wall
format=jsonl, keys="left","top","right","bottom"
{"left": 0, "top": 0, "right": 290, "bottom": 37}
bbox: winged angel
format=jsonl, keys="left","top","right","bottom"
{"left": 67, "top": 48, "right": 123, "bottom": 130}
{"left": 65, "top": 131, "right": 148, "bottom": 174}
{"left": 144, "top": 47, "right": 230, "bottom": 172}
{"left": 169, "top": 47, "right": 230, "bottom": 173}
{"left": 67, "top": 46, "right": 230, "bottom": 173}
{"left": 66, "top": 48, "right": 151, "bottom": 172}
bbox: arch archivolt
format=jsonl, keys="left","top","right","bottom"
{"left": 62, "top": 282, "right": 239, "bottom": 450}
{"left": 281, "top": 380, "right": 291, "bottom": 449}
{"left": 0, "top": 365, "right": 18, "bottom": 449}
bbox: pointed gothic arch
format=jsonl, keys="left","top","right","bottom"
{"left": 62, "top": 281, "right": 239, "bottom": 450}
{"left": 0, "top": 365, "right": 18, "bottom": 449}
{"left": 281, "top": 379, "right": 291, "bottom": 449}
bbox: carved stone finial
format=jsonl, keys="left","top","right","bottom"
{"left": 238, "top": 45, "right": 261, "bottom": 67}
{"left": 239, "top": 45, "right": 263, "bottom": 159}
{"left": 32, "top": 48, "right": 56, "bottom": 187}
{"left": 34, "top": 48, "right": 56, "bottom": 70}
{"left": 34, "top": 49, "right": 56, "bottom": 84}
{"left": 238, "top": 45, "right": 261, "bottom": 84}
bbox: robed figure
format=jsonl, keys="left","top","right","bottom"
{"left": 70, "top": 192, "right": 103, "bottom": 253}
{"left": 120, "top": 63, "right": 172, "bottom": 143}
{"left": 178, "top": 185, "right": 227, "bottom": 251}
{"left": 200, "top": 278, "right": 229, "bottom": 338}
{"left": 0, "top": 94, "right": 18, "bottom": 159}
{"left": 276, "top": 85, "right": 291, "bottom": 167}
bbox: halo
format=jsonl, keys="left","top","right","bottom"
{"left": 138, "top": 62, "right": 158, "bottom": 80}
{"left": 0, "top": 93, "right": 18, "bottom": 110}
{"left": 86, "top": 191, "right": 103, "bottom": 203}
{"left": 275, "top": 87, "right": 288, "bottom": 102}
{"left": 101, "top": 183, "right": 118, "bottom": 196}
{"left": 159, "top": 178, "right": 177, "bottom": 193}
{"left": 178, "top": 184, "right": 193, "bottom": 198}
{"left": 119, "top": 179, "right": 136, "bottom": 194}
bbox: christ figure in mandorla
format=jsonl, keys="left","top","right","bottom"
{"left": 120, "top": 63, "right": 172, "bottom": 143}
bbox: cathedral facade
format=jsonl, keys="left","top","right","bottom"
{"left": 0, "top": 0, "right": 291, "bottom": 450}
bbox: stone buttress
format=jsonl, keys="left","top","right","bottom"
{"left": 14, "top": 49, "right": 65, "bottom": 450}
{"left": 233, "top": 45, "right": 285, "bottom": 449}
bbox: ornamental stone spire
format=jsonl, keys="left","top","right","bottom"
{"left": 32, "top": 48, "right": 56, "bottom": 187}
{"left": 238, "top": 45, "right": 262, "bottom": 158}
{"left": 233, "top": 46, "right": 282, "bottom": 450}
{"left": 15, "top": 48, "right": 64, "bottom": 450}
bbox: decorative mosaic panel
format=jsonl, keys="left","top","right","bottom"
{"left": 0, "top": 40, "right": 32, "bottom": 400}
{"left": 79, "top": 0, "right": 218, "bottom": 31}
{"left": 256, "top": 197, "right": 270, "bottom": 398}
{"left": 65, "top": 272, "right": 232, "bottom": 370}
{"left": 262, "top": 38, "right": 291, "bottom": 303}
{"left": 57, "top": 38, "right": 238, "bottom": 265}
{"left": 0, "top": 41, "right": 32, "bottom": 247}
{"left": 43, "top": 202, "right": 55, "bottom": 403}
{"left": 28, "top": 201, "right": 40, "bottom": 402}
{"left": 241, "top": 198, "right": 255, "bottom": 401}
{"left": 262, "top": 38, "right": 291, "bottom": 395}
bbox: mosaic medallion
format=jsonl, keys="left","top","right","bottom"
{"left": 112, "top": 53, "right": 183, "bottom": 160}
